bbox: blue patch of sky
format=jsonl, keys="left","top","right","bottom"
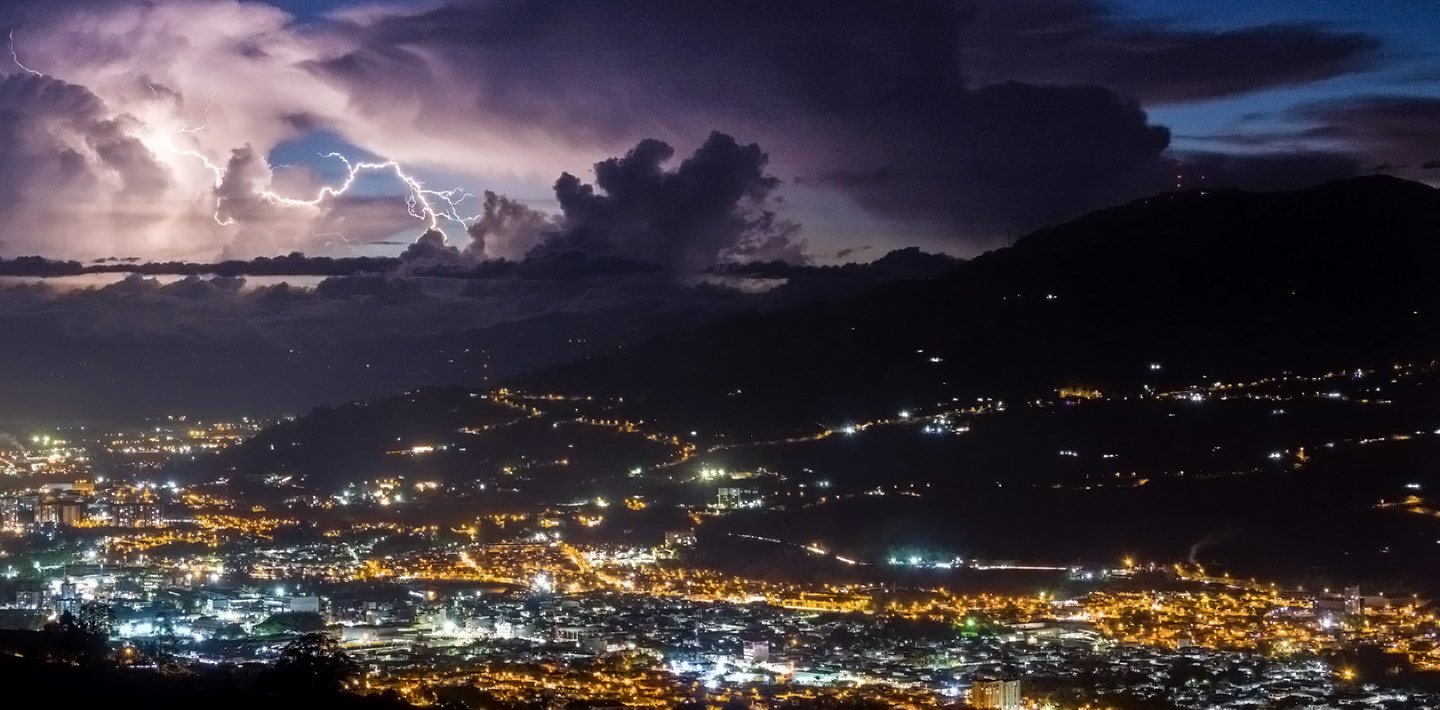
{"left": 1110, "top": 0, "right": 1440, "bottom": 153}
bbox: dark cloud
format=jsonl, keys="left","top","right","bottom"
{"left": 0, "top": 0, "right": 1410, "bottom": 423}
{"left": 0, "top": 245, "right": 950, "bottom": 420}
{"left": 1423, "top": 160, "right": 1440, "bottom": 170}
{"left": 804, "top": 82, "right": 1172, "bottom": 243}
{"left": 0, "top": 249, "right": 660, "bottom": 283}
{"left": 0, "top": 256, "right": 89, "bottom": 277}
{"left": 709, "top": 247, "right": 957, "bottom": 280}
{"left": 957, "top": 0, "right": 1380, "bottom": 104}
{"left": 529, "top": 132, "right": 803, "bottom": 272}
{"left": 399, "top": 229, "right": 464, "bottom": 265}
{"left": 408, "top": 252, "right": 662, "bottom": 281}
{"left": 157, "top": 274, "right": 248, "bottom": 300}
{"left": 314, "top": 274, "right": 426, "bottom": 303}
{"left": 1295, "top": 96, "right": 1440, "bottom": 162}
{"left": 1176, "top": 96, "right": 1440, "bottom": 187}
{"left": 464, "top": 191, "right": 557, "bottom": 261}
{"left": 315, "top": 0, "right": 1386, "bottom": 247}
{"left": 512, "top": 251, "right": 663, "bottom": 281}
{"left": 834, "top": 246, "right": 872, "bottom": 260}
{"left": 1174, "top": 151, "right": 1362, "bottom": 192}
{"left": 1189, "top": 96, "right": 1440, "bottom": 184}
{"left": 702, "top": 247, "right": 960, "bottom": 306}
{"left": 0, "top": 253, "right": 401, "bottom": 277}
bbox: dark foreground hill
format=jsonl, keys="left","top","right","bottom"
{"left": 519, "top": 176, "right": 1440, "bottom": 431}
{"left": 0, "top": 647, "right": 412, "bottom": 710}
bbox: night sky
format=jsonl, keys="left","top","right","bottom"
{"left": 0, "top": 0, "right": 1436, "bottom": 420}
{"left": 0, "top": 0, "right": 1434, "bottom": 263}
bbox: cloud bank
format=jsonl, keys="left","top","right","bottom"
{"left": 0, "top": 0, "right": 1412, "bottom": 263}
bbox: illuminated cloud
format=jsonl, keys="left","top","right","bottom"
{"left": 0, "top": 73, "right": 172, "bottom": 257}
{"left": 0, "top": 0, "right": 1408, "bottom": 262}
{"left": 0, "top": 1, "right": 497, "bottom": 260}
{"left": 465, "top": 192, "right": 557, "bottom": 261}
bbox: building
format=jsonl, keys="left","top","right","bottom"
{"left": 39, "top": 481, "right": 94, "bottom": 495}
{"left": 56, "top": 580, "right": 80, "bottom": 616}
{"left": 110, "top": 501, "right": 162, "bottom": 528}
{"left": 14, "top": 588, "right": 47, "bottom": 610}
{"left": 554, "top": 625, "right": 601, "bottom": 644}
{"left": 970, "top": 678, "right": 1021, "bottom": 710}
{"left": 289, "top": 596, "right": 321, "bottom": 613}
{"left": 716, "top": 487, "right": 761, "bottom": 510}
{"left": 34, "top": 499, "right": 85, "bottom": 527}
{"left": 0, "top": 496, "right": 26, "bottom": 532}
{"left": 1345, "top": 585, "right": 1363, "bottom": 615}
{"left": 743, "top": 640, "right": 770, "bottom": 664}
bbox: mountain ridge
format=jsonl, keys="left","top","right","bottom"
{"left": 514, "top": 176, "right": 1440, "bottom": 431}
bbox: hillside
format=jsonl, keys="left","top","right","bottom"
{"left": 518, "top": 176, "right": 1440, "bottom": 431}
{"left": 176, "top": 177, "right": 1440, "bottom": 581}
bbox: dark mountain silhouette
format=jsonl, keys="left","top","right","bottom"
{"left": 194, "top": 177, "right": 1440, "bottom": 486}
{"left": 179, "top": 177, "right": 1440, "bottom": 586}
{"left": 519, "top": 176, "right": 1440, "bottom": 431}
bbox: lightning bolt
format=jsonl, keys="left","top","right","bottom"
{"left": 187, "top": 150, "right": 477, "bottom": 233}
{"left": 16, "top": 28, "right": 483, "bottom": 244}
{"left": 313, "top": 232, "right": 361, "bottom": 254}
{"left": 8, "top": 30, "right": 42, "bottom": 77}
{"left": 133, "top": 85, "right": 476, "bottom": 234}
{"left": 163, "top": 111, "right": 482, "bottom": 234}
{"left": 175, "top": 89, "right": 215, "bottom": 136}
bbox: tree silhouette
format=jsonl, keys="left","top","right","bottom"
{"left": 38, "top": 610, "right": 110, "bottom": 666}
{"left": 266, "top": 632, "right": 359, "bottom": 695}
{"left": 76, "top": 602, "right": 115, "bottom": 637}
{"left": 254, "top": 611, "right": 326, "bottom": 637}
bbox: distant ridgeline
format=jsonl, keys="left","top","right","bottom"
{"left": 518, "top": 176, "right": 1440, "bottom": 430}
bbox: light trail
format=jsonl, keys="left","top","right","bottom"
{"left": 728, "top": 532, "right": 869, "bottom": 566}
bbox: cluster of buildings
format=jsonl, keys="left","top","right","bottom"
{"left": 0, "top": 434, "right": 91, "bottom": 478}
{"left": 0, "top": 417, "right": 267, "bottom": 480}
{"left": 0, "top": 480, "right": 166, "bottom": 533}
{"left": 6, "top": 382, "right": 1440, "bottom": 708}
{"left": 0, "top": 473, "right": 1437, "bottom": 709}
{"left": 6, "top": 543, "right": 1436, "bottom": 709}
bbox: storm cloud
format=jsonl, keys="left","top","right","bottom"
{"left": 465, "top": 191, "right": 557, "bottom": 261}
{"left": 0, "top": 0, "right": 1408, "bottom": 260}
{"left": 1294, "top": 96, "right": 1440, "bottom": 181}
{"left": 530, "top": 133, "right": 803, "bottom": 272}
{"left": 310, "top": 0, "right": 1387, "bottom": 246}
{"left": 0, "top": 74, "right": 170, "bottom": 256}
{"left": 956, "top": 0, "right": 1380, "bottom": 104}
{"left": 0, "top": 241, "right": 951, "bottom": 420}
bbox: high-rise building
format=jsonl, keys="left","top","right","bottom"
{"left": 111, "top": 501, "right": 162, "bottom": 528}
{"left": 0, "top": 496, "right": 25, "bottom": 532}
{"left": 716, "top": 487, "right": 761, "bottom": 509}
{"left": 970, "top": 678, "right": 1022, "bottom": 710}
{"left": 35, "top": 499, "right": 85, "bottom": 526}
{"left": 743, "top": 640, "right": 770, "bottom": 664}
{"left": 14, "top": 588, "right": 46, "bottom": 610}
{"left": 1345, "top": 585, "right": 1363, "bottom": 615}
{"left": 56, "top": 580, "right": 80, "bottom": 615}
